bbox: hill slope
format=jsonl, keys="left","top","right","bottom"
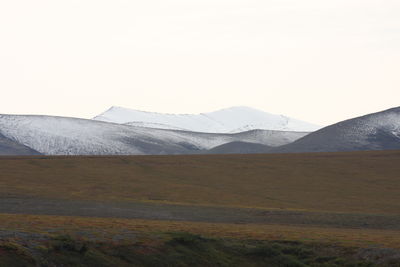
{"left": 0, "top": 115, "right": 307, "bottom": 155}
{"left": 94, "top": 106, "right": 321, "bottom": 133}
{"left": 0, "top": 133, "right": 41, "bottom": 155}
{"left": 271, "top": 106, "right": 400, "bottom": 153}
{"left": 206, "top": 141, "right": 271, "bottom": 154}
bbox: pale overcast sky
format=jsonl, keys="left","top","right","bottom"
{"left": 0, "top": 0, "right": 399, "bottom": 125}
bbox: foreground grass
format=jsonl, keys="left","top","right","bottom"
{"left": 1, "top": 213, "right": 400, "bottom": 250}
{"left": 1, "top": 213, "right": 400, "bottom": 266}
{"left": 1, "top": 231, "right": 388, "bottom": 267}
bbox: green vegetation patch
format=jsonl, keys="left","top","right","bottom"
{"left": 0, "top": 232, "right": 381, "bottom": 267}
{"left": 0, "top": 242, "right": 36, "bottom": 267}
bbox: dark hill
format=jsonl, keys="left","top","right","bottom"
{"left": 270, "top": 106, "right": 400, "bottom": 153}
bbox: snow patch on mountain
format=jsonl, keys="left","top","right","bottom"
{"left": 94, "top": 106, "right": 321, "bottom": 133}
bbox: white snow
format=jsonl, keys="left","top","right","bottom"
{"left": 0, "top": 114, "right": 309, "bottom": 155}
{"left": 351, "top": 110, "right": 400, "bottom": 141}
{"left": 93, "top": 106, "right": 321, "bottom": 133}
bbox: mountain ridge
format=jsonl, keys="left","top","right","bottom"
{"left": 0, "top": 114, "right": 308, "bottom": 155}
{"left": 94, "top": 106, "right": 321, "bottom": 133}
{"left": 200, "top": 106, "right": 400, "bottom": 154}
{"left": 269, "top": 106, "right": 400, "bottom": 153}
{"left": 2, "top": 106, "right": 400, "bottom": 155}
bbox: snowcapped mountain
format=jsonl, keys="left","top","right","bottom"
{"left": 93, "top": 106, "right": 321, "bottom": 133}
{"left": 0, "top": 115, "right": 308, "bottom": 155}
{"left": 270, "top": 107, "right": 400, "bottom": 153}
{"left": 2, "top": 106, "right": 399, "bottom": 155}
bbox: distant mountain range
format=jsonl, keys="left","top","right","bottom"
{"left": 94, "top": 106, "right": 321, "bottom": 133}
{"left": 0, "top": 114, "right": 307, "bottom": 155}
{"left": 0, "top": 106, "right": 399, "bottom": 155}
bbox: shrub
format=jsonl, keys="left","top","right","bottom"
{"left": 51, "top": 235, "right": 88, "bottom": 254}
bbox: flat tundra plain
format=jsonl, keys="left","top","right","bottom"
{"left": 1, "top": 150, "right": 400, "bottom": 248}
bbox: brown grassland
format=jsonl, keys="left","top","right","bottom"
{"left": 0, "top": 150, "right": 399, "bottom": 213}
{"left": 1, "top": 151, "right": 400, "bottom": 266}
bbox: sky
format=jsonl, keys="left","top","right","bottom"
{"left": 0, "top": 0, "right": 399, "bottom": 126}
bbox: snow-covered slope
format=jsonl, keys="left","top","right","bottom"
{"left": 94, "top": 106, "right": 321, "bottom": 133}
{"left": 271, "top": 107, "right": 400, "bottom": 153}
{"left": 0, "top": 133, "right": 41, "bottom": 155}
{"left": 0, "top": 115, "right": 308, "bottom": 155}
{"left": 206, "top": 141, "right": 272, "bottom": 154}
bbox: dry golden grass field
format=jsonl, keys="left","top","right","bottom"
{"left": 1, "top": 151, "right": 400, "bottom": 265}
{"left": 0, "top": 150, "right": 400, "bottom": 214}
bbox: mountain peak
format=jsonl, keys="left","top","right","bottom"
{"left": 93, "top": 106, "right": 321, "bottom": 133}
